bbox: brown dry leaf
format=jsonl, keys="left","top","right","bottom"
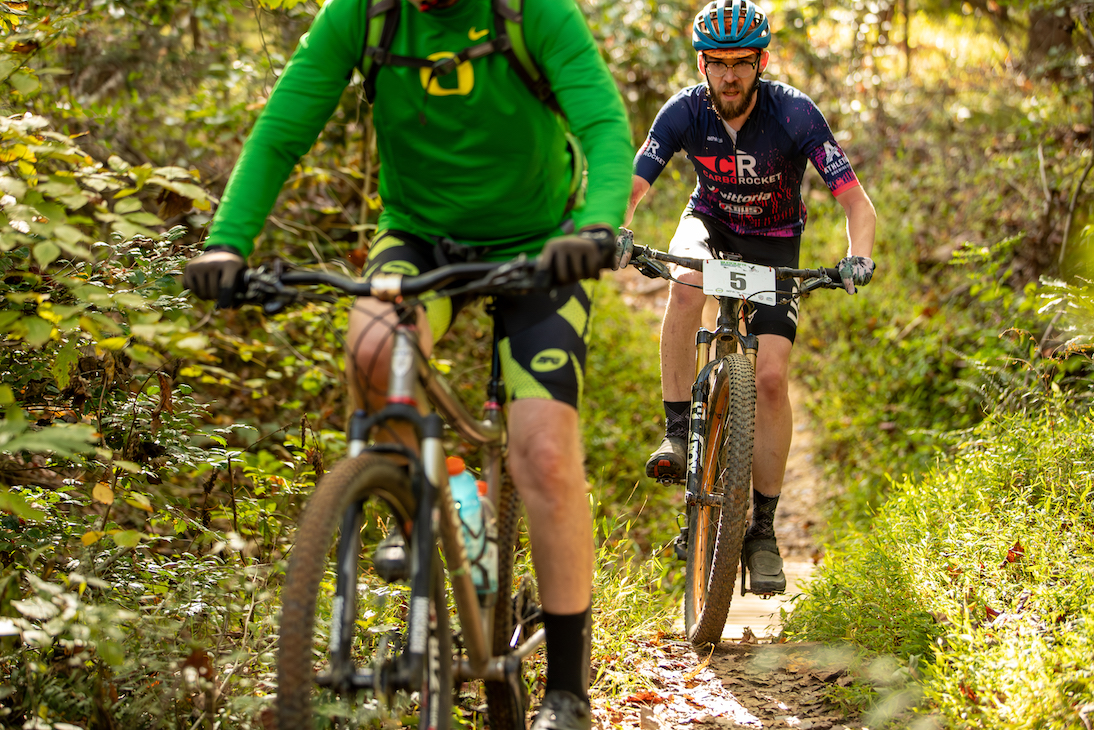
{"left": 347, "top": 246, "right": 369, "bottom": 269}
{"left": 681, "top": 647, "right": 714, "bottom": 682}
{"left": 157, "top": 188, "right": 194, "bottom": 219}
{"left": 787, "top": 658, "right": 816, "bottom": 674}
{"left": 959, "top": 682, "right": 980, "bottom": 705}
{"left": 181, "top": 648, "right": 216, "bottom": 684}
{"left": 624, "top": 690, "right": 666, "bottom": 706}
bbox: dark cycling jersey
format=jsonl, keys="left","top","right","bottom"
{"left": 634, "top": 80, "right": 859, "bottom": 238}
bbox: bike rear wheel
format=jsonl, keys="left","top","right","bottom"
{"left": 277, "top": 455, "right": 452, "bottom": 730}
{"left": 483, "top": 475, "right": 535, "bottom": 729}
{"left": 684, "top": 353, "right": 755, "bottom": 646}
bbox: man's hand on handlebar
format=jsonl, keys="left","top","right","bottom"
{"left": 837, "top": 255, "right": 875, "bottom": 294}
{"left": 183, "top": 246, "right": 246, "bottom": 309}
{"left": 537, "top": 225, "right": 616, "bottom": 286}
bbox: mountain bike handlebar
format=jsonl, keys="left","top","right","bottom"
{"left": 231, "top": 255, "right": 546, "bottom": 315}
{"left": 627, "top": 243, "right": 844, "bottom": 295}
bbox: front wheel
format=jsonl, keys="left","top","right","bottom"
{"left": 277, "top": 455, "right": 453, "bottom": 730}
{"left": 683, "top": 353, "right": 756, "bottom": 646}
{"left": 484, "top": 475, "right": 535, "bottom": 729}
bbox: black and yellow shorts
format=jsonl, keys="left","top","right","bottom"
{"left": 363, "top": 230, "right": 593, "bottom": 409}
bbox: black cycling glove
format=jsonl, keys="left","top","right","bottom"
{"left": 537, "top": 226, "right": 616, "bottom": 286}
{"left": 183, "top": 246, "right": 246, "bottom": 308}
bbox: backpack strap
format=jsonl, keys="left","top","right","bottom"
{"left": 362, "top": 0, "right": 518, "bottom": 97}
{"left": 492, "top": 0, "right": 560, "bottom": 114}
{"left": 361, "top": 0, "right": 399, "bottom": 103}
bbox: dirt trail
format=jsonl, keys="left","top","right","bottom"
{"left": 594, "top": 272, "right": 865, "bottom": 729}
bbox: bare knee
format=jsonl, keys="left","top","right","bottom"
{"left": 506, "top": 410, "right": 585, "bottom": 516}
{"left": 667, "top": 270, "right": 706, "bottom": 314}
{"left": 347, "top": 300, "right": 398, "bottom": 408}
{"left": 754, "top": 364, "right": 789, "bottom": 407}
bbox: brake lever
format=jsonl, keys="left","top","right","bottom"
{"left": 234, "top": 260, "right": 300, "bottom": 314}
{"left": 799, "top": 275, "right": 837, "bottom": 295}
{"left": 633, "top": 255, "right": 672, "bottom": 281}
{"left": 464, "top": 254, "right": 543, "bottom": 294}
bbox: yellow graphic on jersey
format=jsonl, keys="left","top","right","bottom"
{"left": 530, "top": 348, "right": 569, "bottom": 373}
{"left": 420, "top": 52, "right": 474, "bottom": 96}
{"left": 468, "top": 27, "right": 489, "bottom": 40}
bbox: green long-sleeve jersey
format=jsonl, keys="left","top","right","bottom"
{"left": 204, "top": 0, "right": 632, "bottom": 258}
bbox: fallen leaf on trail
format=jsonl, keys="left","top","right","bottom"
{"left": 787, "top": 659, "right": 815, "bottom": 673}
{"left": 625, "top": 690, "right": 667, "bottom": 705}
{"left": 985, "top": 605, "right": 1002, "bottom": 621}
{"left": 682, "top": 649, "right": 713, "bottom": 681}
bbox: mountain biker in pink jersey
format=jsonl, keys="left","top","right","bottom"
{"left": 624, "top": 0, "right": 876, "bottom": 593}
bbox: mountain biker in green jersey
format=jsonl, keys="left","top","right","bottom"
{"left": 183, "top": 0, "right": 632, "bottom": 725}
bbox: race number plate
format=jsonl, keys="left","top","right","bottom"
{"left": 702, "top": 259, "right": 777, "bottom": 306}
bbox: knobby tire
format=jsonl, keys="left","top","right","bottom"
{"left": 483, "top": 475, "right": 532, "bottom": 729}
{"left": 684, "top": 353, "right": 756, "bottom": 646}
{"left": 277, "top": 455, "right": 452, "bottom": 730}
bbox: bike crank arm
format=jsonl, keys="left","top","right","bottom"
{"left": 453, "top": 627, "right": 545, "bottom": 683}
{"left": 315, "top": 667, "right": 377, "bottom": 692}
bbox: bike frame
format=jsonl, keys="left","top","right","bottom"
{"left": 329, "top": 305, "right": 545, "bottom": 694}
{"left": 684, "top": 295, "right": 760, "bottom": 509}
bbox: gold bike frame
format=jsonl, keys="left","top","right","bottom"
{"left": 349, "top": 323, "right": 545, "bottom": 683}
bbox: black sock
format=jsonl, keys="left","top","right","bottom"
{"left": 746, "top": 489, "right": 780, "bottom": 540}
{"left": 542, "top": 606, "right": 591, "bottom": 704}
{"left": 664, "top": 400, "right": 690, "bottom": 441}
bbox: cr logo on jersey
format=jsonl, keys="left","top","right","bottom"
{"left": 420, "top": 52, "right": 474, "bottom": 96}
{"left": 694, "top": 153, "right": 758, "bottom": 181}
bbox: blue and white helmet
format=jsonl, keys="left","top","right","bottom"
{"left": 692, "top": 0, "right": 771, "bottom": 51}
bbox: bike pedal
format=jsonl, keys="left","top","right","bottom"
{"left": 746, "top": 577, "right": 787, "bottom": 597}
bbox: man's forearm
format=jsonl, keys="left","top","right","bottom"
{"left": 624, "top": 175, "right": 652, "bottom": 228}
{"left": 837, "top": 185, "right": 876, "bottom": 258}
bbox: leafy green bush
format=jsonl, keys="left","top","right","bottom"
{"left": 787, "top": 407, "right": 1094, "bottom": 727}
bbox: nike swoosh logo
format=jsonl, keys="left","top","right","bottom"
{"left": 468, "top": 27, "right": 489, "bottom": 40}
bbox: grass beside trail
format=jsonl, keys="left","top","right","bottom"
{"left": 783, "top": 407, "right": 1094, "bottom": 728}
